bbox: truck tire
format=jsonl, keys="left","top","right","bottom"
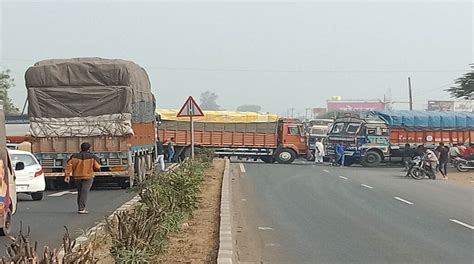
{"left": 0, "top": 208, "right": 11, "bottom": 236}
{"left": 361, "top": 151, "right": 382, "bottom": 167}
{"left": 275, "top": 148, "right": 296, "bottom": 164}
{"left": 261, "top": 156, "right": 275, "bottom": 163}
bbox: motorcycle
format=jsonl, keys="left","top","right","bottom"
{"left": 454, "top": 157, "right": 474, "bottom": 172}
{"left": 409, "top": 156, "right": 436, "bottom": 180}
{"left": 406, "top": 156, "right": 421, "bottom": 177}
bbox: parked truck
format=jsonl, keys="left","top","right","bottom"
{"left": 326, "top": 111, "right": 474, "bottom": 167}
{"left": 157, "top": 110, "right": 308, "bottom": 164}
{"left": 25, "top": 58, "right": 156, "bottom": 188}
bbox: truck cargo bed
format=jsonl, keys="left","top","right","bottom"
{"left": 158, "top": 120, "right": 278, "bottom": 148}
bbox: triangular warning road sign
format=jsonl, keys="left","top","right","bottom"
{"left": 177, "top": 96, "right": 205, "bottom": 117}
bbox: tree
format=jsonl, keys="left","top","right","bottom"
{"left": 0, "top": 69, "right": 19, "bottom": 114}
{"left": 199, "top": 91, "right": 221, "bottom": 110}
{"left": 446, "top": 65, "right": 473, "bottom": 100}
{"left": 236, "top": 104, "right": 262, "bottom": 112}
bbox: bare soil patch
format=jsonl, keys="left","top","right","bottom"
{"left": 153, "top": 159, "right": 224, "bottom": 264}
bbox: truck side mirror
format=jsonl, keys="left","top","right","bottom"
{"left": 15, "top": 162, "right": 25, "bottom": 171}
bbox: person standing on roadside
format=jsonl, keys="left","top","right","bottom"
{"left": 335, "top": 142, "right": 345, "bottom": 166}
{"left": 402, "top": 143, "right": 413, "bottom": 170}
{"left": 315, "top": 138, "right": 325, "bottom": 164}
{"left": 64, "top": 142, "right": 101, "bottom": 214}
{"left": 435, "top": 142, "right": 449, "bottom": 179}
{"left": 167, "top": 137, "right": 176, "bottom": 162}
{"left": 156, "top": 137, "right": 166, "bottom": 171}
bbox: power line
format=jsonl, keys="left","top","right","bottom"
{"left": 0, "top": 57, "right": 469, "bottom": 73}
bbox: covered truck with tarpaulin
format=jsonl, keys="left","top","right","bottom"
{"left": 26, "top": 58, "right": 156, "bottom": 188}
{"left": 326, "top": 111, "right": 474, "bottom": 166}
{"left": 157, "top": 109, "right": 308, "bottom": 164}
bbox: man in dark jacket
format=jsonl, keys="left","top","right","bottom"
{"left": 64, "top": 142, "right": 101, "bottom": 214}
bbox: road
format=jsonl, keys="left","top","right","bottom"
{"left": 0, "top": 184, "right": 135, "bottom": 255}
{"left": 232, "top": 161, "right": 474, "bottom": 264}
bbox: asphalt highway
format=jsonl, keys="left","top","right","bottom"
{"left": 233, "top": 161, "right": 474, "bottom": 264}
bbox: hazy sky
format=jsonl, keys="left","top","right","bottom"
{"left": 0, "top": 1, "right": 472, "bottom": 116}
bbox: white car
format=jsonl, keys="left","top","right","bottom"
{"left": 9, "top": 150, "right": 46, "bottom": 201}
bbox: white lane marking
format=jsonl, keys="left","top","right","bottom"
{"left": 258, "top": 226, "right": 273, "bottom": 230}
{"left": 241, "top": 199, "right": 247, "bottom": 201}
{"left": 239, "top": 163, "right": 246, "bottom": 173}
{"left": 48, "top": 191, "right": 78, "bottom": 197}
{"left": 394, "top": 196, "right": 414, "bottom": 205}
{"left": 449, "top": 219, "right": 474, "bottom": 230}
{"left": 338, "top": 176, "right": 348, "bottom": 180}
{"left": 360, "top": 184, "right": 374, "bottom": 189}
{"left": 323, "top": 169, "right": 330, "bottom": 173}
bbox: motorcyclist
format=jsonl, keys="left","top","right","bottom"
{"left": 423, "top": 148, "right": 438, "bottom": 179}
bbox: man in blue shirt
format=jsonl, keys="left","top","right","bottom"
{"left": 335, "top": 142, "right": 345, "bottom": 166}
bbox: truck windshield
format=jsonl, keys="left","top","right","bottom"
{"left": 346, "top": 123, "right": 361, "bottom": 134}
{"left": 331, "top": 123, "right": 345, "bottom": 134}
{"left": 330, "top": 122, "right": 362, "bottom": 136}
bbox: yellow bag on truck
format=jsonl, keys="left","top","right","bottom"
{"left": 157, "top": 109, "right": 279, "bottom": 123}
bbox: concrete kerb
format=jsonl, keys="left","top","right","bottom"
{"left": 57, "top": 161, "right": 180, "bottom": 260}
{"left": 217, "top": 158, "right": 235, "bottom": 264}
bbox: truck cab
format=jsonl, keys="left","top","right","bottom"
{"left": 327, "top": 116, "right": 389, "bottom": 166}
{"left": 272, "top": 119, "right": 308, "bottom": 163}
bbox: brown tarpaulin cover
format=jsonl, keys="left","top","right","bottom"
{"left": 25, "top": 58, "right": 155, "bottom": 137}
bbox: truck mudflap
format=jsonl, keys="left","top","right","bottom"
{"left": 44, "top": 171, "right": 129, "bottom": 177}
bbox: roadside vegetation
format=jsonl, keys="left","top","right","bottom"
{"left": 105, "top": 149, "right": 215, "bottom": 263}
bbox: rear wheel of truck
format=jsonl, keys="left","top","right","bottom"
{"left": 275, "top": 148, "right": 296, "bottom": 164}
{"left": 261, "top": 156, "right": 275, "bottom": 163}
{"left": 361, "top": 151, "right": 382, "bottom": 167}
{"left": 0, "top": 208, "right": 12, "bottom": 236}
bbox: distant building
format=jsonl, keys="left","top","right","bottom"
{"left": 327, "top": 100, "right": 385, "bottom": 112}
{"left": 427, "top": 100, "right": 473, "bottom": 112}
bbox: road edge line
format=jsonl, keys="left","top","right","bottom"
{"left": 218, "top": 158, "right": 235, "bottom": 264}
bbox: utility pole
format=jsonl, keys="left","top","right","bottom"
{"left": 408, "top": 77, "right": 413, "bottom": 110}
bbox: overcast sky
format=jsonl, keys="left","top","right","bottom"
{"left": 0, "top": 1, "right": 472, "bottom": 116}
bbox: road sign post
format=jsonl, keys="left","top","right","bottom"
{"left": 177, "top": 96, "right": 204, "bottom": 159}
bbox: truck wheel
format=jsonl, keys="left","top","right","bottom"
{"left": 361, "top": 151, "right": 382, "bottom": 167}
{"left": 261, "top": 156, "right": 275, "bottom": 163}
{"left": 275, "top": 149, "right": 296, "bottom": 164}
{"left": 0, "top": 208, "right": 12, "bottom": 236}
{"left": 31, "top": 192, "right": 44, "bottom": 201}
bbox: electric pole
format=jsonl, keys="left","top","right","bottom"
{"left": 408, "top": 77, "right": 413, "bottom": 110}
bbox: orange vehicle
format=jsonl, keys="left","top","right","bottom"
{"left": 158, "top": 115, "right": 308, "bottom": 164}
{"left": 25, "top": 58, "right": 156, "bottom": 188}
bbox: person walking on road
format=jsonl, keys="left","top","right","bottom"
{"left": 335, "top": 142, "right": 345, "bottom": 166}
{"left": 156, "top": 137, "right": 166, "bottom": 171}
{"left": 315, "top": 138, "right": 325, "bottom": 164}
{"left": 64, "top": 142, "right": 101, "bottom": 214}
{"left": 402, "top": 143, "right": 413, "bottom": 171}
{"left": 167, "top": 137, "right": 176, "bottom": 162}
{"left": 435, "top": 142, "right": 449, "bottom": 179}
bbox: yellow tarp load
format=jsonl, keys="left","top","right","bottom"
{"left": 157, "top": 109, "right": 279, "bottom": 123}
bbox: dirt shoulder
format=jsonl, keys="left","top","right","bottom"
{"left": 153, "top": 159, "right": 225, "bottom": 264}
{"left": 442, "top": 167, "right": 473, "bottom": 186}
